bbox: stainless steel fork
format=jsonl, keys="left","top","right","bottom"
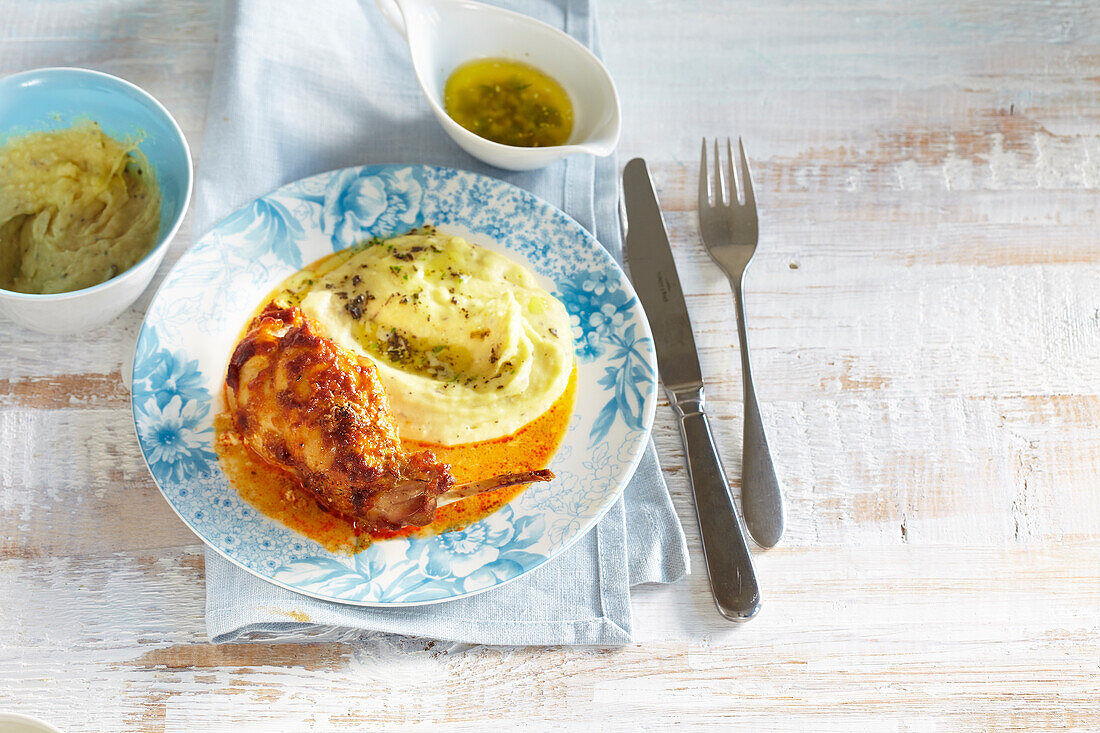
{"left": 698, "top": 138, "right": 785, "bottom": 548}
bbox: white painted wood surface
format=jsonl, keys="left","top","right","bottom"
{"left": 2, "top": 1, "right": 1099, "bottom": 730}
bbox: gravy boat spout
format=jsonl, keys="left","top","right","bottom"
{"left": 376, "top": 0, "right": 622, "bottom": 171}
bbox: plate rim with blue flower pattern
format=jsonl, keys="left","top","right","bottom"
{"left": 131, "top": 164, "right": 657, "bottom": 606}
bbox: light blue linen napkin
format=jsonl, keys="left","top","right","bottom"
{"left": 196, "top": 0, "right": 689, "bottom": 645}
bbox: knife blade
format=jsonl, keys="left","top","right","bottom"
{"left": 621, "top": 163, "right": 703, "bottom": 393}
{"left": 622, "top": 158, "right": 760, "bottom": 621}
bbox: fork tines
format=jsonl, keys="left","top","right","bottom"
{"left": 699, "top": 137, "right": 754, "bottom": 210}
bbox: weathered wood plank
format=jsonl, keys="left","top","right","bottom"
{"left": 3, "top": 385, "right": 1097, "bottom": 561}
{"left": 0, "top": 372, "right": 129, "bottom": 409}
{"left": 2, "top": 545, "right": 1098, "bottom": 730}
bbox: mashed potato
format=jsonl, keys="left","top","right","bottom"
{"left": 0, "top": 121, "right": 161, "bottom": 294}
{"left": 295, "top": 229, "right": 574, "bottom": 445}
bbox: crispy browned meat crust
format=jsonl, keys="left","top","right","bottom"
{"left": 225, "top": 303, "right": 454, "bottom": 533}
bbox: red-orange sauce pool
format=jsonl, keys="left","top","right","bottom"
{"left": 214, "top": 368, "right": 575, "bottom": 553}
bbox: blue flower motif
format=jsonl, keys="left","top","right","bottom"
{"left": 280, "top": 556, "right": 376, "bottom": 599}
{"left": 590, "top": 323, "right": 654, "bottom": 442}
{"left": 579, "top": 269, "right": 622, "bottom": 299}
{"left": 133, "top": 327, "right": 161, "bottom": 381}
{"left": 132, "top": 346, "right": 208, "bottom": 410}
{"left": 557, "top": 272, "right": 633, "bottom": 361}
{"left": 276, "top": 541, "right": 469, "bottom": 602}
{"left": 553, "top": 267, "right": 652, "bottom": 441}
{"left": 275, "top": 542, "right": 389, "bottom": 600}
{"left": 219, "top": 197, "right": 305, "bottom": 268}
{"left": 135, "top": 395, "right": 215, "bottom": 483}
{"left": 410, "top": 506, "right": 545, "bottom": 592}
{"left": 588, "top": 300, "right": 629, "bottom": 334}
{"left": 321, "top": 167, "right": 424, "bottom": 249}
{"left": 572, "top": 325, "right": 602, "bottom": 361}
{"left": 420, "top": 524, "right": 507, "bottom": 578}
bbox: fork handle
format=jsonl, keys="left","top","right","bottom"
{"left": 733, "top": 278, "right": 786, "bottom": 548}
{"left": 670, "top": 385, "right": 761, "bottom": 622}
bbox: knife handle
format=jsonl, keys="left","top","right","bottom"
{"left": 670, "top": 385, "right": 761, "bottom": 621}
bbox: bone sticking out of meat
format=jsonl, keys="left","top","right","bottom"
{"left": 224, "top": 303, "right": 554, "bottom": 534}
{"left": 438, "top": 469, "right": 555, "bottom": 506}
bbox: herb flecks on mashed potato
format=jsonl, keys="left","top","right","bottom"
{"left": 0, "top": 121, "right": 161, "bottom": 294}
{"left": 275, "top": 228, "right": 575, "bottom": 445}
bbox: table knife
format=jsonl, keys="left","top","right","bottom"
{"left": 621, "top": 157, "right": 761, "bottom": 622}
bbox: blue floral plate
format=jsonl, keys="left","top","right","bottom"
{"left": 132, "top": 165, "right": 657, "bottom": 606}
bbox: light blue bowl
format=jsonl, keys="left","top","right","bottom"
{"left": 0, "top": 67, "right": 193, "bottom": 333}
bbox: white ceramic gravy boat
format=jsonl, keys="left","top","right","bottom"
{"left": 375, "top": 0, "right": 621, "bottom": 171}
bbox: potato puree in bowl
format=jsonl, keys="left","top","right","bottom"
{"left": 0, "top": 121, "right": 161, "bottom": 294}
{"left": 268, "top": 228, "right": 576, "bottom": 445}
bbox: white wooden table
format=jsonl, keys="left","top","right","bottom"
{"left": 3, "top": 1, "right": 1099, "bottom": 730}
